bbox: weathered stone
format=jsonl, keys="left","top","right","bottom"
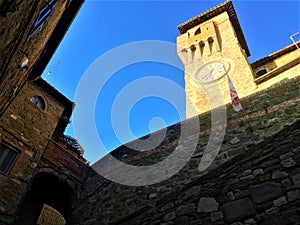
{"left": 244, "top": 218, "right": 257, "bottom": 225}
{"left": 176, "top": 204, "right": 195, "bottom": 216}
{"left": 265, "top": 207, "right": 280, "bottom": 215}
{"left": 267, "top": 118, "right": 278, "bottom": 126}
{"left": 160, "top": 202, "right": 175, "bottom": 212}
{"left": 242, "top": 169, "right": 252, "bottom": 176}
{"left": 279, "top": 151, "right": 294, "bottom": 160}
{"left": 272, "top": 170, "right": 288, "bottom": 179}
{"left": 227, "top": 191, "right": 235, "bottom": 200}
{"left": 197, "top": 197, "right": 219, "bottom": 213}
{"left": 287, "top": 189, "right": 300, "bottom": 202}
{"left": 174, "top": 194, "right": 188, "bottom": 205}
{"left": 185, "top": 186, "right": 200, "bottom": 197}
{"left": 291, "top": 174, "right": 300, "bottom": 187}
{"left": 280, "top": 157, "right": 296, "bottom": 168}
{"left": 240, "top": 174, "right": 255, "bottom": 181}
{"left": 259, "top": 174, "right": 271, "bottom": 182}
{"left": 281, "top": 178, "right": 293, "bottom": 191}
{"left": 254, "top": 213, "right": 266, "bottom": 223}
{"left": 164, "top": 211, "right": 176, "bottom": 222}
{"left": 149, "top": 193, "right": 157, "bottom": 199}
{"left": 230, "top": 137, "right": 240, "bottom": 145}
{"left": 223, "top": 198, "right": 256, "bottom": 223}
{"left": 253, "top": 168, "right": 264, "bottom": 176}
{"left": 234, "top": 190, "right": 250, "bottom": 199}
{"left": 210, "top": 211, "right": 223, "bottom": 222}
{"left": 273, "top": 196, "right": 287, "bottom": 207}
{"left": 250, "top": 182, "right": 282, "bottom": 204}
{"left": 292, "top": 146, "right": 300, "bottom": 154}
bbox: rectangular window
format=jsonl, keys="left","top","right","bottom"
{"left": 0, "top": 143, "right": 19, "bottom": 175}
{"left": 28, "top": 0, "right": 58, "bottom": 39}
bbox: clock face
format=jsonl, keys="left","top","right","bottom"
{"left": 197, "top": 62, "right": 226, "bottom": 83}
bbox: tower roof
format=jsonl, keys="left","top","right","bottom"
{"left": 177, "top": 1, "right": 250, "bottom": 56}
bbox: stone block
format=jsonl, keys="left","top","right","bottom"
{"left": 272, "top": 170, "right": 288, "bottom": 179}
{"left": 164, "top": 212, "right": 176, "bottom": 222}
{"left": 210, "top": 211, "right": 223, "bottom": 222}
{"left": 230, "top": 137, "right": 240, "bottom": 145}
{"left": 242, "top": 169, "right": 252, "bottom": 176}
{"left": 279, "top": 151, "right": 294, "bottom": 160}
{"left": 291, "top": 174, "right": 300, "bottom": 187}
{"left": 292, "top": 146, "right": 300, "bottom": 154}
{"left": 227, "top": 191, "right": 235, "bottom": 200}
{"left": 273, "top": 196, "right": 287, "bottom": 207}
{"left": 234, "top": 190, "right": 250, "bottom": 199}
{"left": 244, "top": 218, "right": 257, "bottom": 225}
{"left": 250, "top": 182, "right": 282, "bottom": 204}
{"left": 240, "top": 174, "right": 255, "bottom": 181}
{"left": 265, "top": 207, "right": 280, "bottom": 215}
{"left": 280, "top": 157, "right": 296, "bottom": 168}
{"left": 197, "top": 197, "right": 219, "bottom": 213}
{"left": 160, "top": 202, "right": 175, "bottom": 212}
{"left": 287, "top": 189, "right": 300, "bottom": 202}
{"left": 222, "top": 198, "right": 256, "bottom": 223}
{"left": 176, "top": 204, "right": 195, "bottom": 216}
{"left": 253, "top": 168, "right": 264, "bottom": 176}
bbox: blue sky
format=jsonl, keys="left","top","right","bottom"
{"left": 42, "top": 0, "right": 300, "bottom": 163}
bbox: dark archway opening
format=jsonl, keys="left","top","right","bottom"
{"left": 14, "top": 172, "right": 76, "bottom": 225}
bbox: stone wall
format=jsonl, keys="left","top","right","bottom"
{"left": 68, "top": 76, "right": 300, "bottom": 224}
{"left": 0, "top": 81, "right": 65, "bottom": 224}
{"left": 42, "top": 140, "right": 90, "bottom": 184}
{"left": 0, "top": 0, "right": 83, "bottom": 117}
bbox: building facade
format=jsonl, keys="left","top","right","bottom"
{"left": 0, "top": 1, "right": 87, "bottom": 224}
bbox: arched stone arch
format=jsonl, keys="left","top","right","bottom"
{"left": 36, "top": 167, "right": 79, "bottom": 196}
{"left": 14, "top": 172, "right": 77, "bottom": 225}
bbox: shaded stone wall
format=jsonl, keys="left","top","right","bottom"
{"left": 41, "top": 140, "right": 90, "bottom": 185}
{"left": 0, "top": 81, "right": 64, "bottom": 224}
{"left": 69, "top": 120, "right": 300, "bottom": 225}
{"left": 0, "top": 0, "right": 83, "bottom": 117}
{"left": 68, "top": 76, "right": 300, "bottom": 225}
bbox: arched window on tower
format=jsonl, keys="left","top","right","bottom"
{"left": 199, "top": 41, "right": 205, "bottom": 57}
{"left": 256, "top": 69, "right": 268, "bottom": 78}
{"left": 190, "top": 44, "right": 196, "bottom": 61}
{"left": 30, "top": 96, "right": 46, "bottom": 110}
{"left": 208, "top": 37, "right": 214, "bottom": 54}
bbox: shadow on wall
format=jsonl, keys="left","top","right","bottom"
{"left": 14, "top": 172, "right": 75, "bottom": 225}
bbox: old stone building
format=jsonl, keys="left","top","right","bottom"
{"left": 0, "top": 0, "right": 299, "bottom": 225}
{"left": 0, "top": 0, "right": 88, "bottom": 224}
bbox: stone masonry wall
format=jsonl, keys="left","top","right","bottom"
{"left": 0, "top": 81, "right": 64, "bottom": 224}
{"left": 68, "top": 77, "right": 300, "bottom": 224}
{"left": 0, "top": 0, "right": 69, "bottom": 116}
{"left": 69, "top": 120, "right": 300, "bottom": 225}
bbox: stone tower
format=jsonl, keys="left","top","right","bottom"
{"left": 177, "top": 1, "right": 256, "bottom": 117}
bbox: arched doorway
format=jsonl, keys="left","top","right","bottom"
{"left": 14, "top": 172, "right": 76, "bottom": 225}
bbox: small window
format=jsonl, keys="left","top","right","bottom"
{"left": 0, "top": 143, "right": 19, "bottom": 175}
{"left": 30, "top": 96, "right": 46, "bottom": 110}
{"left": 28, "top": 0, "right": 58, "bottom": 39}
{"left": 195, "top": 27, "right": 201, "bottom": 35}
{"left": 256, "top": 69, "right": 268, "bottom": 78}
